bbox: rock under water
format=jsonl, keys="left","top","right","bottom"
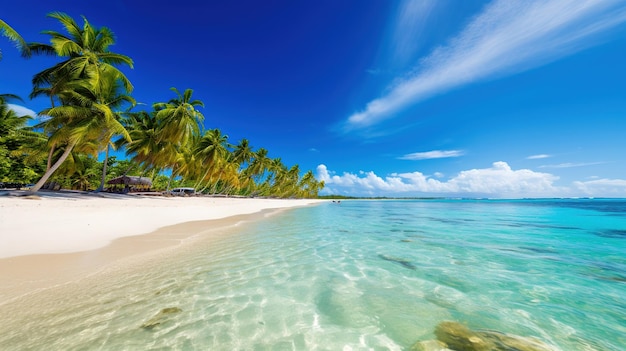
{"left": 140, "top": 307, "right": 182, "bottom": 329}
{"left": 410, "top": 321, "right": 557, "bottom": 351}
{"left": 378, "top": 254, "right": 417, "bottom": 270}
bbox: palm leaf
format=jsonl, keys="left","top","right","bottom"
{"left": 0, "top": 19, "right": 30, "bottom": 58}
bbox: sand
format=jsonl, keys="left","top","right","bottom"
{"left": 0, "top": 191, "right": 324, "bottom": 303}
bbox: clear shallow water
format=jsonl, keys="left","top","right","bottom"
{"left": 1, "top": 199, "right": 625, "bottom": 350}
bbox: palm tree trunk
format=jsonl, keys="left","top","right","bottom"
{"left": 199, "top": 173, "right": 215, "bottom": 194}
{"left": 211, "top": 169, "right": 225, "bottom": 195}
{"left": 193, "top": 166, "right": 212, "bottom": 190}
{"left": 30, "top": 141, "right": 77, "bottom": 192}
{"left": 95, "top": 144, "right": 110, "bottom": 192}
{"left": 46, "top": 142, "right": 56, "bottom": 171}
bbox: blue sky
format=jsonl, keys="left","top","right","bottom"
{"left": 1, "top": 0, "right": 625, "bottom": 197}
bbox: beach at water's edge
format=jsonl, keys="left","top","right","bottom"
{"left": 0, "top": 192, "right": 325, "bottom": 303}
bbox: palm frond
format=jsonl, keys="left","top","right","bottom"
{"left": 0, "top": 19, "right": 30, "bottom": 58}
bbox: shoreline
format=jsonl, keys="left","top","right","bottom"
{"left": 0, "top": 192, "right": 324, "bottom": 304}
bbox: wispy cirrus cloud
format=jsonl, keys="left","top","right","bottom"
{"left": 527, "top": 154, "right": 552, "bottom": 159}
{"left": 398, "top": 149, "right": 465, "bottom": 160}
{"left": 388, "top": 0, "right": 440, "bottom": 67}
{"left": 346, "top": 0, "right": 626, "bottom": 129}
{"left": 539, "top": 162, "right": 605, "bottom": 169}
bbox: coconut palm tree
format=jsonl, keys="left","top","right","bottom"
{"left": 0, "top": 19, "right": 29, "bottom": 60}
{"left": 193, "top": 128, "right": 229, "bottom": 191}
{"left": 0, "top": 94, "right": 28, "bottom": 137}
{"left": 297, "top": 170, "right": 323, "bottom": 198}
{"left": 150, "top": 88, "right": 205, "bottom": 191}
{"left": 29, "top": 78, "right": 130, "bottom": 192}
{"left": 153, "top": 88, "right": 204, "bottom": 146}
{"left": 94, "top": 70, "right": 136, "bottom": 192}
{"left": 26, "top": 13, "right": 133, "bottom": 192}
{"left": 0, "top": 95, "right": 31, "bottom": 181}
{"left": 29, "top": 12, "right": 133, "bottom": 103}
{"left": 120, "top": 111, "right": 159, "bottom": 169}
{"left": 232, "top": 138, "right": 253, "bottom": 171}
{"left": 248, "top": 148, "right": 270, "bottom": 181}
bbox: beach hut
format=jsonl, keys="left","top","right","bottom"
{"left": 106, "top": 176, "right": 152, "bottom": 193}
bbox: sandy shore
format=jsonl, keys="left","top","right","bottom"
{"left": 0, "top": 191, "right": 324, "bottom": 302}
{"left": 0, "top": 191, "right": 323, "bottom": 258}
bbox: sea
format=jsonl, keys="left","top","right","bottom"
{"left": 1, "top": 199, "right": 625, "bottom": 350}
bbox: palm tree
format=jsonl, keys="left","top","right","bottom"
{"left": 153, "top": 88, "right": 204, "bottom": 146}
{"left": 150, "top": 88, "right": 205, "bottom": 192}
{"left": 29, "top": 79, "right": 130, "bottom": 192}
{"left": 26, "top": 13, "right": 133, "bottom": 192}
{"left": 248, "top": 148, "right": 270, "bottom": 181}
{"left": 94, "top": 70, "right": 136, "bottom": 192}
{"left": 298, "top": 170, "right": 323, "bottom": 198}
{"left": 0, "top": 95, "right": 32, "bottom": 182}
{"left": 193, "top": 128, "right": 229, "bottom": 191}
{"left": 232, "top": 138, "right": 253, "bottom": 171}
{"left": 0, "top": 19, "right": 29, "bottom": 60}
{"left": 29, "top": 12, "right": 133, "bottom": 103}
{"left": 120, "top": 111, "right": 161, "bottom": 169}
{"left": 0, "top": 94, "right": 29, "bottom": 137}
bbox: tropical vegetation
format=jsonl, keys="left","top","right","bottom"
{"left": 0, "top": 12, "right": 324, "bottom": 198}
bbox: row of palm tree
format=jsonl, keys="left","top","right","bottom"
{"left": 0, "top": 13, "right": 324, "bottom": 198}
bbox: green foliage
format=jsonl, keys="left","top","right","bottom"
{"left": 151, "top": 174, "right": 170, "bottom": 191}
{"left": 3, "top": 13, "right": 325, "bottom": 197}
{"left": 0, "top": 19, "right": 30, "bottom": 59}
{"left": 0, "top": 95, "right": 45, "bottom": 183}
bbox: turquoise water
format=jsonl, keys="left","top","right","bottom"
{"left": 2, "top": 199, "right": 625, "bottom": 350}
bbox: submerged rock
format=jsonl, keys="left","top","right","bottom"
{"left": 409, "top": 339, "right": 453, "bottom": 351}
{"left": 141, "top": 307, "right": 182, "bottom": 329}
{"left": 378, "top": 254, "right": 417, "bottom": 270}
{"left": 433, "top": 321, "right": 556, "bottom": 351}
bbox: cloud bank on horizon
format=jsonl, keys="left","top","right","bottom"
{"left": 316, "top": 162, "right": 626, "bottom": 198}
{"left": 346, "top": 0, "right": 626, "bottom": 130}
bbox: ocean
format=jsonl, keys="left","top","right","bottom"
{"left": 1, "top": 199, "right": 625, "bottom": 350}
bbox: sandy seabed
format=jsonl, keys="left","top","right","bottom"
{"left": 0, "top": 191, "right": 324, "bottom": 303}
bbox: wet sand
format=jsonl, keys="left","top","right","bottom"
{"left": 0, "top": 191, "right": 323, "bottom": 304}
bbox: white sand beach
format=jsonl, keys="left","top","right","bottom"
{"left": 0, "top": 191, "right": 324, "bottom": 302}
{"left": 0, "top": 192, "right": 323, "bottom": 258}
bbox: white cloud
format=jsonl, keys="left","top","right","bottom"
{"left": 540, "top": 162, "right": 605, "bottom": 168}
{"left": 318, "top": 162, "right": 626, "bottom": 197}
{"left": 317, "top": 161, "right": 565, "bottom": 197}
{"left": 346, "top": 0, "right": 626, "bottom": 129}
{"left": 574, "top": 178, "right": 626, "bottom": 196}
{"left": 527, "top": 154, "right": 551, "bottom": 159}
{"left": 7, "top": 104, "right": 36, "bottom": 117}
{"left": 389, "top": 0, "right": 439, "bottom": 67}
{"left": 399, "top": 149, "right": 465, "bottom": 160}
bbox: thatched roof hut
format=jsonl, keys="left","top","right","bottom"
{"left": 107, "top": 176, "right": 152, "bottom": 187}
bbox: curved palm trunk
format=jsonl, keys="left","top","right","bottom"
{"left": 199, "top": 172, "right": 216, "bottom": 194}
{"left": 46, "top": 142, "right": 56, "bottom": 171}
{"left": 45, "top": 99, "right": 57, "bottom": 171}
{"left": 30, "top": 141, "right": 77, "bottom": 192}
{"left": 95, "top": 144, "right": 110, "bottom": 192}
{"left": 211, "top": 169, "right": 226, "bottom": 195}
{"left": 193, "top": 166, "right": 212, "bottom": 190}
